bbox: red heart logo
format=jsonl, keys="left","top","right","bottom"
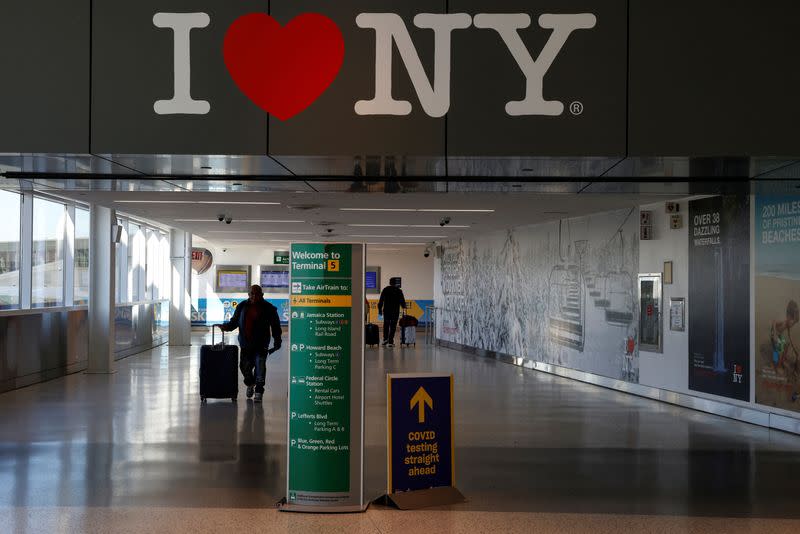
{"left": 223, "top": 13, "right": 344, "bottom": 121}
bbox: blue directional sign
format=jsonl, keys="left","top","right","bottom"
{"left": 387, "top": 373, "right": 454, "bottom": 494}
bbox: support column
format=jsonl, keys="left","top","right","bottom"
{"left": 169, "top": 229, "right": 192, "bottom": 346}
{"left": 87, "top": 205, "right": 116, "bottom": 374}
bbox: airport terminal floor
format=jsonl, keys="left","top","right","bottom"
{"left": 0, "top": 333, "right": 799, "bottom": 533}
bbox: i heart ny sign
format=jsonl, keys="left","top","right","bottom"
{"left": 153, "top": 11, "right": 597, "bottom": 120}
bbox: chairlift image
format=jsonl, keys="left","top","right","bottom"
{"left": 547, "top": 222, "right": 586, "bottom": 352}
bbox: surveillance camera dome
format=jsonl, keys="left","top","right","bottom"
{"left": 327, "top": 228, "right": 333, "bottom": 233}
{"left": 217, "top": 214, "right": 225, "bottom": 222}
{"left": 424, "top": 249, "right": 430, "bottom": 258}
{"left": 225, "top": 216, "right": 232, "bottom": 224}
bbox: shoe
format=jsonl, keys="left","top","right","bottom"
{"left": 254, "top": 392, "right": 263, "bottom": 403}
{"left": 382, "top": 340, "right": 389, "bottom": 346}
{"left": 387, "top": 343, "right": 395, "bottom": 348}
{"left": 246, "top": 386, "right": 254, "bottom": 399}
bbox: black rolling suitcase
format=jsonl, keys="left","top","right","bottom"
{"left": 200, "top": 325, "right": 239, "bottom": 403}
{"left": 365, "top": 323, "right": 380, "bottom": 347}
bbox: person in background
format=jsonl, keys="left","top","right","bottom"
{"left": 378, "top": 278, "right": 406, "bottom": 347}
{"left": 219, "top": 285, "right": 281, "bottom": 402}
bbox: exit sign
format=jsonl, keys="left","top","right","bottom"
{"left": 274, "top": 251, "right": 290, "bottom": 264}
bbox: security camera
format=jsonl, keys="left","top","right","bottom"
{"left": 439, "top": 217, "right": 451, "bottom": 227}
{"left": 217, "top": 214, "right": 225, "bottom": 222}
{"left": 327, "top": 228, "right": 333, "bottom": 233}
{"left": 225, "top": 216, "right": 232, "bottom": 225}
{"left": 222, "top": 248, "right": 227, "bottom": 253}
{"left": 424, "top": 248, "right": 430, "bottom": 258}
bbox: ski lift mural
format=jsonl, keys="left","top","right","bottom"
{"left": 548, "top": 264, "right": 585, "bottom": 351}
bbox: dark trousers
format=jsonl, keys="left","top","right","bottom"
{"left": 383, "top": 315, "right": 399, "bottom": 343}
{"left": 240, "top": 347, "right": 267, "bottom": 393}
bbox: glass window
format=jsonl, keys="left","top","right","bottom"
{"left": 73, "top": 209, "right": 90, "bottom": 305}
{"left": 146, "top": 228, "right": 158, "bottom": 300}
{"left": 116, "top": 220, "right": 128, "bottom": 304}
{"left": 32, "top": 197, "right": 66, "bottom": 308}
{"left": 160, "top": 232, "right": 170, "bottom": 301}
{"left": 0, "top": 191, "right": 21, "bottom": 310}
{"left": 129, "top": 223, "right": 143, "bottom": 302}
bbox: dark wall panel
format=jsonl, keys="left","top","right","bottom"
{"left": 269, "top": 0, "right": 446, "bottom": 159}
{"left": 91, "top": 0, "right": 269, "bottom": 155}
{"left": 448, "top": 0, "right": 627, "bottom": 158}
{"left": 629, "top": 0, "right": 800, "bottom": 157}
{"left": 0, "top": 0, "right": 90, "bottom": 153}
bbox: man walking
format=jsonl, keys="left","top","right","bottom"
{"left": 220, "top": 285, "right": 282, "bottom": 402}
{"left": 378, "top": 278, "right": 406, "bottom": 347}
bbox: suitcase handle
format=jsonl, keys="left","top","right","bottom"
{"left": 212, "top": 324, "right": 225, "bottom": 350}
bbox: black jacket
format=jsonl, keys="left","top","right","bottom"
{"left": 220, "top": 299, "right": 282, "bottom": 351}
{"left": 378, "top": 285, "right": 406, "bottom": 318}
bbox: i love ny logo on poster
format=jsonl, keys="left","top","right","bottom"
{"left": 152, "top": 11, "right": 597, "bottom": 120}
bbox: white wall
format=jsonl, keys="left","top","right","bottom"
{"left": 365, "top": 247, "right": 434, "bottom": 300}
{"left": 433, "top": 198, "right": 800, "bottom": 434}
{"left": 638, "top": 200, "right": 691, "bottom": 394}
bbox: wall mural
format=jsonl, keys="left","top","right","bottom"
{"left": 755, "top": 195, "right": 800, "bottom": 411}
{"left": 688, "top": 195, "right": 750, "bottom": 401}
{"left": 438, "top": 208, "right": 640, "bottom": 383}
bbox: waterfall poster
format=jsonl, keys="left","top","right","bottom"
{"left": 688, "top": 195, "right": 750, "bottom": 401}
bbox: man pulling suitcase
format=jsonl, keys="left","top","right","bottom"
{"left": 219, "top": 285, "right": 282, "bottom": 402}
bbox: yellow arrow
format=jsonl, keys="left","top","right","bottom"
{"left": 410, "top": 387, "right": 433, "bottom": 423}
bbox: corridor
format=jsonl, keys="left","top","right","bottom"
{"left": 0, "top": 334, "right": 799, "bottom": 533}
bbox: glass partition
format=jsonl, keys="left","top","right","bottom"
{"left": 0, "top": 191, "right": 21, "bottom": 310}
{"left": 32, "top": 198, "right": 66, "bottom": 308}
{"left": 74, "top": 208, "right": 90, "bottom": 305}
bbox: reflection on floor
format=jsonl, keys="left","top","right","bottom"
{"left": 0, "top": 333, "right": 798, "bottom": 533}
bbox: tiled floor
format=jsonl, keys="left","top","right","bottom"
{"left": 0, "top": 333, "right": 798, "bottom": 533}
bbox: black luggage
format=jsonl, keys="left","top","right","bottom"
{"left": 365, "top": 323, "right": 380, "bottom": 347}
{"left": 398, "top": 314, "right": 419, "bottom": 328}
{"left": 200, "top": 325, "right": 239, "bottom": 403}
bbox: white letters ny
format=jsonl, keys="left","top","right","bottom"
{"left": 356, "top": 13, "right": 597, "bottom": 117}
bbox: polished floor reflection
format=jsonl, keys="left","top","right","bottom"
{"left": 0, "top": 333, "right": 799, "bottom": 533}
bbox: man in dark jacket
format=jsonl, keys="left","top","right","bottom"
{"left": 220, "top": 285, "right": 282, "bottom": 402}
{"left": 378, "top": 279, "right": 406, "bottom": 347}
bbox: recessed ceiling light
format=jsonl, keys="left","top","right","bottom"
{"left": 208, "top": 230, "right": 312, "bottom": 235}
{"left": 346, "top": 235, "right": 447, "bottom": 239}
{"left": 339, "top": 208, "right": 416, "bottom": 212}
{"left": 116, "top": 200, "right": 280, "bottom": 205}
{"left": 418, "top": 209, "right": 493, "bottom": 213}
{"left": 347, "top": 224, "right": 470, "bottom": 228}
{"left": 340, "top": 208, "right": 492, "bottom": 213}
{"left": 174, "top": 219, "right": 304, "bottom": 223}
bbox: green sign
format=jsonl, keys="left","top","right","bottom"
{"left": 286, "top": 243, "right": 364, "bottom": 511}
{"left": 274, "top": 251, "right": 290, "bottom": 265}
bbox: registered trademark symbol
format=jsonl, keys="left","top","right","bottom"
{"left": 570, "top": 101, "right": 584, "bottom": 116}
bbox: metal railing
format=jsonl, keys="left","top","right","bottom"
{"left": 425, "top": 305, "right": 436, "bottom": 345}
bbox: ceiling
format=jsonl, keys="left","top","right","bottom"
{"left": 19, "top": 182, "right": 695, "bottom": 249}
